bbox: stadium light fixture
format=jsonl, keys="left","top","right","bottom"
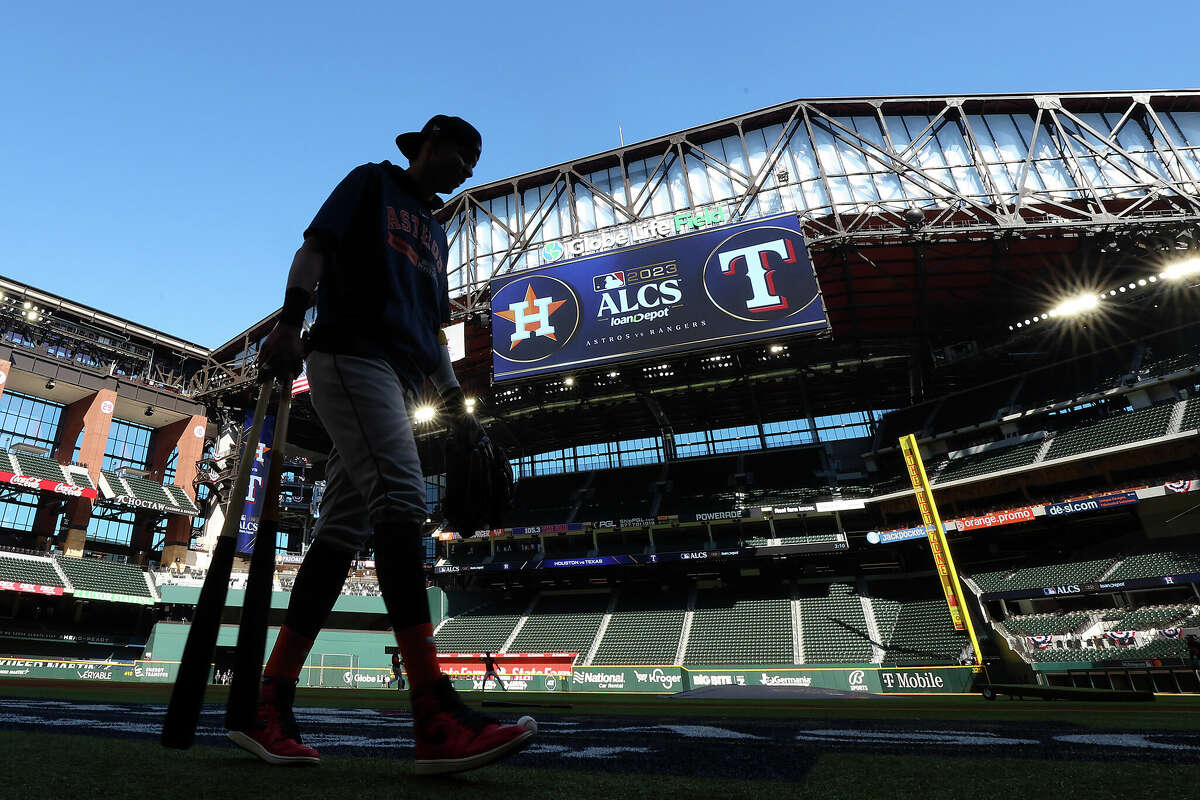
{"left": 1052, "top": 294, "right": 1100, "bottom": 317}
{"left": 769, "top": 344, "right": 784, "bottom": 354}
{"left": 1162, "top": 257, "right": 1200, "bottom": 281}
{"left": 414, "top": 405, "right": 436, "bottom": 423}
{"left": 564, "top": 376, "right": 575, "bottom": 386}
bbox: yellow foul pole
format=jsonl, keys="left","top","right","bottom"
{"left": 898, "top": 433, "right": 983, "bottom": 668}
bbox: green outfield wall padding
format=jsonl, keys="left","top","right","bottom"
{"left": 0, "top": 633, "right": 980, "bottom": 695}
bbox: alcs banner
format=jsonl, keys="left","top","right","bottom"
{"left": 490, "top": 214, "right": 828, "bottom": 382}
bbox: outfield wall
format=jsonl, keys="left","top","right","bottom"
{"left": 0, "top": 652, "right": 977, "bottom": 695}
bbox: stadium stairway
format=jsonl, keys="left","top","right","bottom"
{"left": 582, "top": 591, "right": 620, "bottom": 665}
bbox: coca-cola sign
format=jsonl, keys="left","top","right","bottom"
{"left": 0, "top": 471, "right": 97, "bottom": 500}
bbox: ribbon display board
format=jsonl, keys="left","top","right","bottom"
{"left": 490, "top": 213, "right": 828, "bottom": 382}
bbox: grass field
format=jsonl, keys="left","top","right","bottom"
{"left": 7, "top": 729, "right": 1200, "bottom": 800}
{"left": 3, "top": 681, "right": 1199, "bottom": 799}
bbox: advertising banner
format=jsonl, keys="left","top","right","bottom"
{"left": 571, "top": 665, "right": 684, "bottom": 693}
{"left": 1045, "top": 491, "right": 1138, "bottom": 518}
{"left": 953, "top": 507, "right": 1035, "bottom": 531}
{"left": 490, "top": 214, "right": 828, "bottom": 382}
{"left": 438, "top": 652, "right": 576, "bottom": 692}
{"left": 236, "top": 410, "right": 276, "bottom": 555}
{"left": 72, "top": 589, "right": 155, "bottom": 606}
{"left": 0, "top": 657, "right": 142, "bottom": 682}
{"left": 0, "top": 471, "right": 96, "bottom": 500}
{"left": 866, "top": 526, "right": 929, "bottom": 545}
{"left": 874, "top": 666, "right": 977, "bottom": 693}
{"left": 685, "top": 665, "right": 877, "bottom": 692}
{"left": 0, "top": 580, "right": 64, "bottom": 596}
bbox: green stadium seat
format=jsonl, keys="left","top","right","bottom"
{"left": 1045, "top": 402, "right": 1175, "bottom": 460}
{"left": 1107, "top": 552, "right": 1200, "bottom": 581}
{"left": 508, "top": 593, "right": 609, "bottom": 655}
{"left": 11, "top": 452, "right": 68, "bottom": 484}
{"left": 591, "top": 590, "right": 686, "bottom": 665}
{"left": 1003, "top": 612, "right": 1093, "bottom": 636}
{"left": 1182, "top": 397, "right": 1200, "bottom": 433}
{"left": 433, "top": 597, "right": 530, "bottom": 653}
{"left": 934, "top": 441, "right": 1042, "bottom": 484}
{"left": 53, "top": 556, "right": 154, "bottom": 602}
{"left": 685, "top": 589, "right": 793, "bottom": 665}
{"left": 877, "top": 598, "right": 967, "bottom": 663}
{"left": 796, "top": 583, "right": 872, "bottom": 663}
{"left": 0, "top": 554, "right": 66, "bottom": 589}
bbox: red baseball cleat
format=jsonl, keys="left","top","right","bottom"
{"left": 227, "top": 678, "right": 320, "bottom": 765}
{"left": 412, "top": 676, "right": 535, "bottom": 775}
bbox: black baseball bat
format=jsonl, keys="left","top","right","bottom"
{"left": 161, "top": 383, "right": 273, "bottom": 749}
{"left": 225, "top": 381, "right": 292, "bottom": 733}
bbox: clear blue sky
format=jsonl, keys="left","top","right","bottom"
{"left": 2, "top": 1, "right": 1195, "bottom": 348}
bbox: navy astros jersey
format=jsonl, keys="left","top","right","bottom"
{"left": 304, "top": 161, "right": 451, "bottom": 392}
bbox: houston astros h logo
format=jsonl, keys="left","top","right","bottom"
{"left": 491, "top": 274, "right": 581, "bottom": 363}
{"left": 702, "top": 226, "right": 817, "bottom": 323}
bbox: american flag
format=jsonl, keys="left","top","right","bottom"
{"left": 291, "top": 366, "right": 310, "bottom": 397}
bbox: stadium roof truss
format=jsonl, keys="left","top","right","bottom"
{"left": 438, "top": 91, "right": 1200, "bottom": 317}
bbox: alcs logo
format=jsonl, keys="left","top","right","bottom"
{"left": 702, "top": 226, "right": 818, "bottom": 322}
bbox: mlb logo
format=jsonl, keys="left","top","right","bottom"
{"left": 593, "top": 271, "right": 625, "bottom": 292}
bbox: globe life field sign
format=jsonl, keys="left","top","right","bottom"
{"left": 490, "top": 214, "right": 829, "bottom": 382}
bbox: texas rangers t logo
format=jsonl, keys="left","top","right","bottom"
{"left": 702, "top": 225, "right": 818, "bottom": 323}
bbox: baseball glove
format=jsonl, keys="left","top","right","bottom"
{"left": 442, "top": 426, "right": 513, "bottom": 536}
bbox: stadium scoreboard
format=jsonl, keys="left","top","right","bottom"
{"left": 489, "top": 214, "right": 829, "bottom": 382}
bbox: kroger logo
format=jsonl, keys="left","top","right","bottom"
{"left": 633, "top": 668, "right": 681, "bottom": 690}
{"left": 491, "top": 275, "right": 581, "bottom": 363}
{"left": 701, "top": 226, "right": 815, "bottom": 323}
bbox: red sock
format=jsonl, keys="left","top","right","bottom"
{"left": 264, "top": 626, "right": 314, "bottom": 682}
{"left": 394, "top": 622, "right": 442, "bottom": 688}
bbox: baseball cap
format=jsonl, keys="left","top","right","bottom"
{"left": 395, "top": 115, "right": 482, "bottom": 161}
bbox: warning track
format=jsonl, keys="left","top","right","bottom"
{"left": 1, "top": 696, "right": 1199, "bottom": 780}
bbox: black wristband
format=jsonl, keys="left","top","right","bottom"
{"left": 279, "top": 287, "right": 312, "bottom": 327}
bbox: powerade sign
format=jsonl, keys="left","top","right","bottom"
{"left": 1045, "top": 491, "right": 1138, "bottom": 518}
{"left": 490, "top": 214, "right": 828, "bottom": 382}
{"left": 236, "top": 410, "right": 276, "bottom": 555}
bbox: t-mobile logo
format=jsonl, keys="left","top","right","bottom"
{"left": 716, "top": 237, "right": 796, "bottom": 312}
